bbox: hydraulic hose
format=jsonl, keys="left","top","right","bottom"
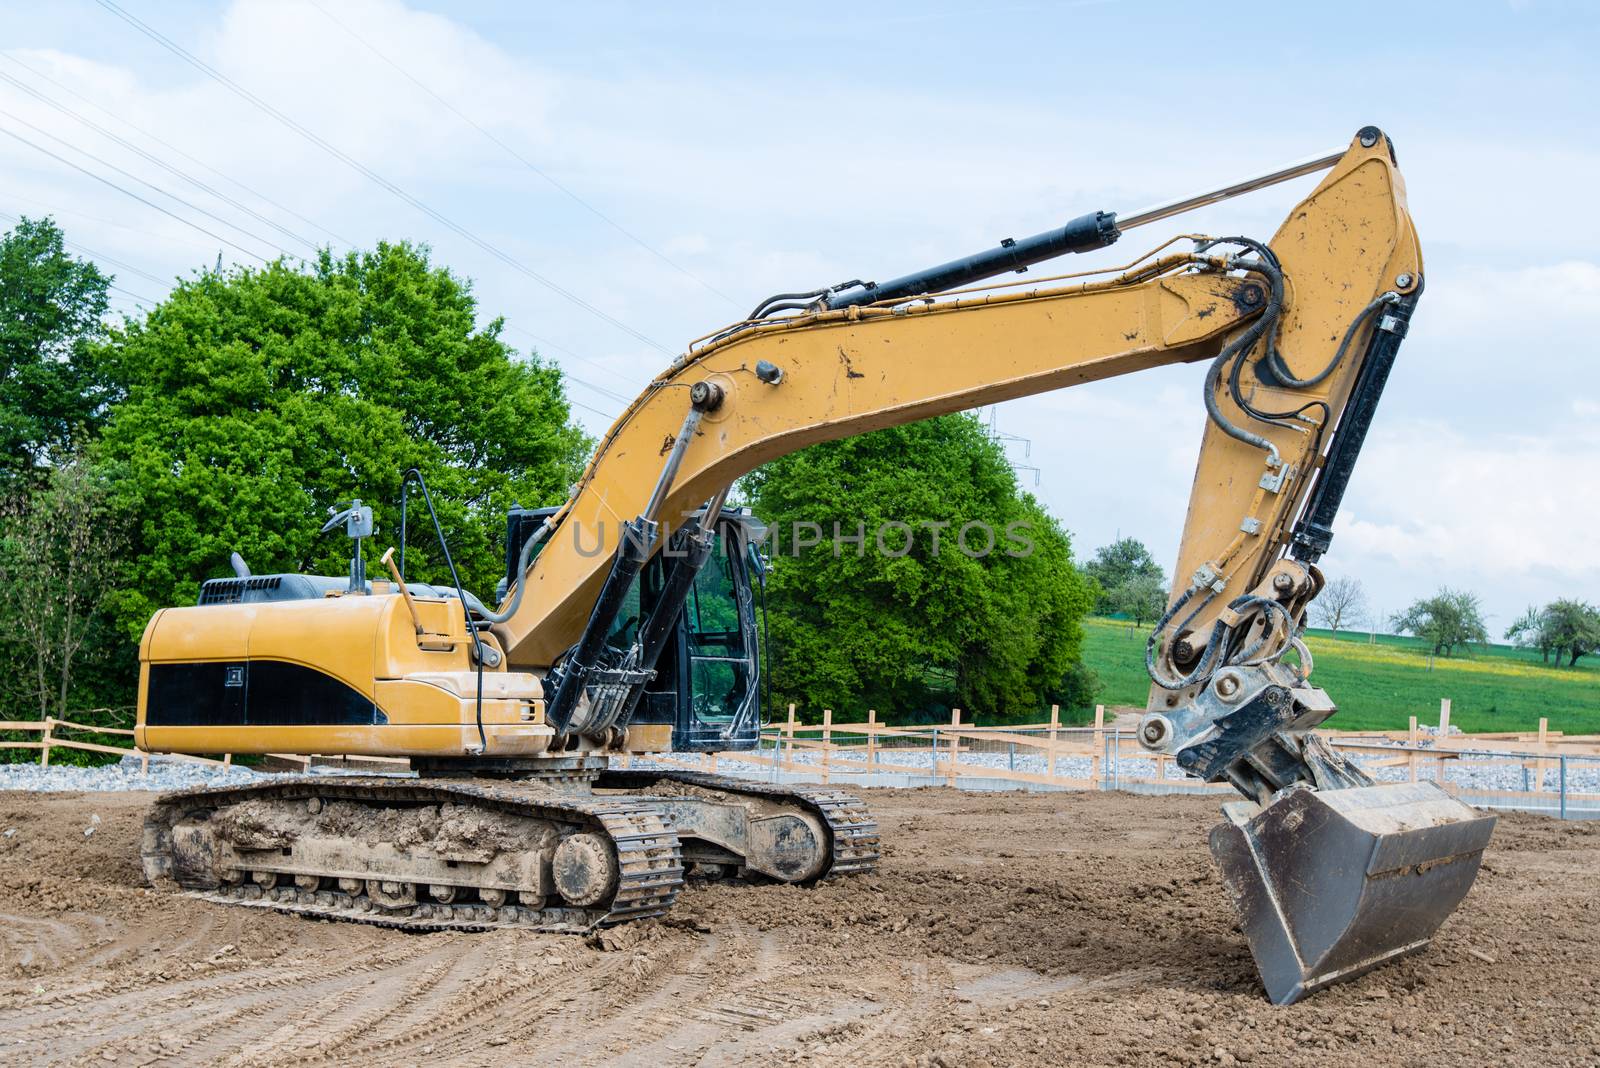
{"left": 1202, "top": 315, "right": 1283, "bottom": 469}
{"left": 1266, "top": 291, "right": 1400, "bottom": 390}
{"left": 1146, "top": 586, "right": 1228, "bottom": 691}
{"left": 470, "top": 519, "right": 553, "bottom": 625}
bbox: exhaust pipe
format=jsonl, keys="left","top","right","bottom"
{"left": 1210, "top": 781, "right": 1496, "bottom": 1005}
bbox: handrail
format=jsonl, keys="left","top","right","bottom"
{"left": 399, "top": 467, "right": 487, "bottom": 753}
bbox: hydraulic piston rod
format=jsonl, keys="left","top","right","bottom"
{"left": 1114, "top": 146, "right": 1346, "bottom": 232}
{"left": 824, "top": 139, "right": 1353, "bottom": 310}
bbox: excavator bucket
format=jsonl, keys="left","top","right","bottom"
{"left": 1210, "top": 781, "right": 1496, "bottom": 1005}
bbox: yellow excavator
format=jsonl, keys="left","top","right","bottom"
{"left": 136, "top": 127, "right": 1494, "bottom": 1005}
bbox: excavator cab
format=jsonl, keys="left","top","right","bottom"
{"left": 504, "top": 506, "right": 765, "bottom": 753}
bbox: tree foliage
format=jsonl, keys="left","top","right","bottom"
{"left": 91, "top": 243, "right": 590, "bottom": 638}
{"left": 1109, "top": 571, "right": 1168, "bottom": 629}
{"left": 0, "top": 216, "right": 110, "bottom": 486}
{"left": 0, "top": 458, "right": 128, "bottom": 721}
{"left": 1506, "top": 600, "right": 1600, "bottom": 667}
{"left": 744, "top": 413, "right": 1098, "bottom": 721}
{"left": 1391, "top": 588, "right": 1489, "bottom": 658}
{"left": 1083, "top": 536, "right": 1166, "bottom": 617}
{"left": 1505, "top": 605, "right": 1552, "bottom": 661}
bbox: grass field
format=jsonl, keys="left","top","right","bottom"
{"left": 1081, "top": 616, "right": 1600, "bottom": 734}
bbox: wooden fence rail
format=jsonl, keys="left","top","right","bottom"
{"left": 730, "top": 701, "right": 1600, "bottom": 805}
{"left": 3, "top": 699, "right": 1597, "bottom": 813}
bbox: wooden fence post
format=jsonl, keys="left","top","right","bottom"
{"left": 1408, "top": 715, "right": 1419, "bottom": 783}
{"left": 39, "top": 718, "right": 53, "bottom": 767}
{"left": 1048, "top": 704, "right": 1060, "bottom": 781}
{"left": 1089, "top": 704, "right": 1104, "bottom": 785}
{"left": 948, "top": 708, "right": 961, "bottom": 786}
{"left": 822, "top": 708, "right": 833, "bottom": 784}
{"left": 1437, "top": 699, "right": 1451, "bottom": 785}
{"left": 866, "top": 709, "right": 878, "bottom": 772}
{"left": 1536, "top": 717, "right": 1550, "bottom": 793}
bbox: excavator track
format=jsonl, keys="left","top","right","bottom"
{"left": 596, "top": 768, "right": 881, "bottom": 880}
{"left": 142, "top": 777, "right": 685, "bottom": 933}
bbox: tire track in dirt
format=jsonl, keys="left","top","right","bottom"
{"left": 0, "top": 914, "right": 84, "bottom": 973}
{"left": 311, "top": 934, "right": 597, "bottom": 1065}
{"left": 0, "top": 933, "right": 442, "bottom": 1065}
{"left": 223, "top": 951, "right": 461, "bottom": 1065}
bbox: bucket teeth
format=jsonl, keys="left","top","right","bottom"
{"left": 1209, "top": 781, "right": 1496, "bottom": 1005}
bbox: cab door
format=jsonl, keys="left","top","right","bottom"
{"left": 672, "top": 516, "right": 761, "bottom": 751}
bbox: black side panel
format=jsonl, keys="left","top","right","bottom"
{"left": 147, "top": 662, "right": 247, "bottom": 725}
{"left": 247, "top": 661, "right": 383, "bottom": 726}
{"left": 145, "top": 661, "right": 384, "bottom": 727}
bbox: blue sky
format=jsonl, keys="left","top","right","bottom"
{"left": 4, "top": 0, "right": 1598, "bottom": 635}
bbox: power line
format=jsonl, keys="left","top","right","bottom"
{"left": 0, "top": 107, "right": 286, "bottom": 259}
{"left": 108, "top": 281, "right": 158, "bottom": 304}
{"left": 306, "top": 0, "right": 739, "bottom": 310}
{"left": 1, "top": 187, "right": 245, "bottom": 252}
{"left": 0, "top": 52, "right": 352, "bottom": 248}
{"left": 568, "top": 397, "right": 620, "bottom": 423}
{"left": 91, "top": 253, "right": 168, "bottom": 288}
{"left": 0, "top": 207, "right": 170, "bottom": 287}
{"left": 503, "top": 322, "right": 641, "bottom": 391}
{"left": 564, "top": 374, "right": 633, "bottom": 407}
{"left": 0, "top": 105, "right": 294, "bottom": 259}
{"left": 0, "top": 119, "right": 268, "bottom": 262}
{"left": 95, "top": 0, "right": 676, "bottom": 357}
{"left": 0, "top": 66, "right": 322, "bottom": 254}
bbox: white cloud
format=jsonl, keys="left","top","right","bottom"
{"left": 1422, "top": 260, "right": 1600, "bottom": 340}
{"left": 1338, "top": 419, "right": 1600, "bottom": 579}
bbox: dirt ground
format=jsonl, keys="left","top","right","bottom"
{"left": 0, "top": 787, "right": 1596, "bottom": 1068}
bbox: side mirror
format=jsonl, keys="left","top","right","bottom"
{"left": 321, "top": 500, "right": 375, "bottom": 539}
{"left": 320, "top": 499, "right": 376, "bottom": 593}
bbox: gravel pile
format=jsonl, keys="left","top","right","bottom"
{"left": 0, "top": 755, "right": 426, "bottom": 793}
{"left": 0, "top": 755, "right": 262, "bottom": 793}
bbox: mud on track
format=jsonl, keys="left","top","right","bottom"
{"left": 1, "top": 787, "right": 1596, "bottom": 1067}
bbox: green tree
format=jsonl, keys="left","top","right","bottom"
{"left": 0, "top": 216, "right": 111, "bottom": 485}
{"left": 0, "top": 457, "right": 130, "bottom": 724}
{"left": 92, "top": 243, "right": 590, "bottom": 638}
{"left": 1391, "top": 588, "right": 1489, "bottom": 659}
{"left": 1508, "top": 600, "right": 1600, "bottom": 668}
{"left": 1505, "top": 604, "right": 1557, "bottom": 663}
{"left": 745, "top": 413, "right": 1097, "bottom": 722}
{"left": 1084, "top": 536, "right": 1164, "bottom": 615}
{"left": 1110, "top": 571, "right": 1168, "bottom": 630}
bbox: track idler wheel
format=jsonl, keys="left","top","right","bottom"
{"left": 1210, "top": 781, "right": 1496, "bottom": 1004}
{"left": 368, "top": 879, "right": 418, "bottom": 910}
{"left": 551, "top": 832, "right": 618, "bottom": 908}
